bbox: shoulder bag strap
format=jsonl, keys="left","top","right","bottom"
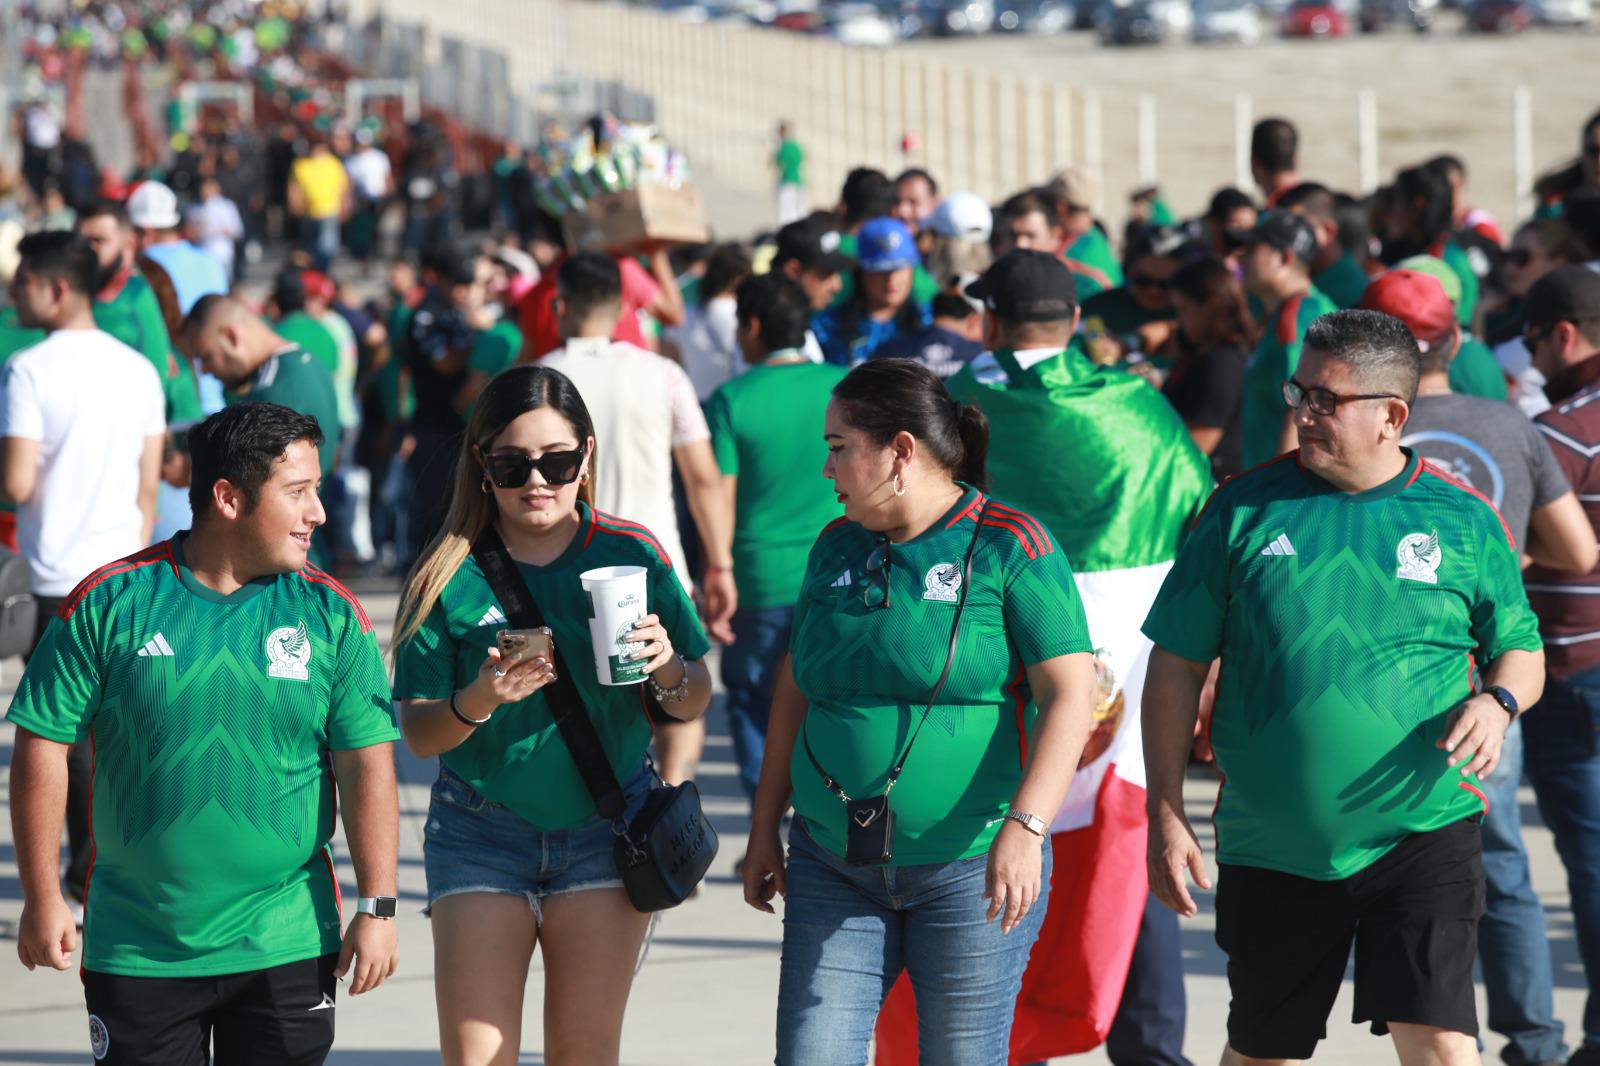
{"left": 473, "top": 524, "right": 628, "bottom": 823}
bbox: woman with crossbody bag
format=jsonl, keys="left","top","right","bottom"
{"left": 391, "top": 365, "right": 713, "bottom": 1066}
{"left": 741, "top": 359, "right": 1099, "bottom": 1065}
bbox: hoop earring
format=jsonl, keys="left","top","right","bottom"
{"left": 481, "top": 476, "right": 493, "bottom": 495}
{"left": 892, "top": 473, "right": 905, "bottom": 497}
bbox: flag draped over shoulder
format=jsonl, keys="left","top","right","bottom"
{"left": 874, "top": 348, "right": 1213, "bottom": 1066}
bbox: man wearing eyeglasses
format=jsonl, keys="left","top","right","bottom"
{"left": 1143, "top": 308, "right": 1546, "bottom": 1066}
{"left": 1234, "top": 211, "right": 1339, "bottom": 470}
{"left": 1520, "top": 265, "right": 1600, "bottom": 1066}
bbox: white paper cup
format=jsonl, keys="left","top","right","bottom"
{"left": 579, "top": 565, "right": 650, "bottom": 686}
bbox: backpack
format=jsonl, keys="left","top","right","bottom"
{"left": 0, "top": 548, "right": 39, "bottom": 660}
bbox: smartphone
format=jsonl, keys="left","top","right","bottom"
{"left": 496, "top": 627, "right": 554, "bottom": 664}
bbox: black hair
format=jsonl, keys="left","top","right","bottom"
{"left": 839, "top": 168, "right": 895, "bottom": 228}
{"left": 997, "top": 187, "right": 1063, "bottom": 233}
{"left": 1251, "top": 118, "right": 1298, "bottom": 174}
{"left": 699, "top": 243, "right": 752, "bottom": 309}
{"left": 1334, "top": 192, "right": 1372, "bottom": 256}
{"left": 1172, "top": 257, "right": 1258, "bottom": 351}
{"left": 471, "top": 364, "right": 596, "bottom": 459}
{"left": 1393, "top": 164, "right": 1453, "bottom": 246}
{"left": 931, "top": 292, "right": 978, "bottom": 320}
{"left": 78, "top": 199, "right": 131, "bottom": 227}
{"left": 188, "top": 402, "right": 325, "bottom": 519}
{"left": 1583, "top": 108, "right": 1600, "bottom": 147}
{"left": 1426, "top": 154, "right": 1465, "bottom": 184}
{"left": 1123, "top": 223, "right": 1188, "bottom": 273}
{"left": 16, "top": 230, "right": 98, "bottom": 297}
{"left": 1304, "top": 308, "right": 1422, "bottom": 404}
{"left": 1562, "top": 187, "right": 1600, "bottom": 260}
{"left": 734, "top": 272, "right": 811, "bottom": 353}
{"left": 557, "top": 251, "right": 623, "bottom": 322}
{"left": 1276, "top": 181, "right": 1337, "bottom": 219}
{"left": 1206, "top": 186, "right": 1255, "bottom": 221}
{"left": 831, "top": 359, "right": 989, "bottom": 491}
{"left": 895, "top": 168, "right": 939, "bottom": 197}
{"left": 273, "top": 269, "right": 308, "bottom": 314}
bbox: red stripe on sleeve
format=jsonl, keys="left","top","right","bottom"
{"left": 980, "top": 516, "right": 1039, "bottom": 559}
{"left": 943, "top": 494, "right": 985, "bottom": 529}
{"left": 592, "top": 511, "right": 672, "bottom": 567}
{"left": 59, "top": 543, "right": 175, "bottom": 620}
{"left": 986, "top": 502, "right": 1051, "bottom": 554}
{"left": 1420, "top": 461, "right": 1515, "bottom": 546}
{"left": 591, "top": 524, "right": 675, "bottom": 571}
{"left": 301, "top": 566, "right": 375, "bottom": 633}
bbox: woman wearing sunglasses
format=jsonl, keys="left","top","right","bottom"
{"left": 1077, "top": 222, "right": 1188, "bottom": 369}
{"left": 742, "top": 359, "right": 1098, "bottom": 1065}
{"left": 390, "top": 365, "right": 712, "bottom": 1066}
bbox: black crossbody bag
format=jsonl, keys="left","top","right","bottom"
{"left": 473, "top": 527, "right": 718, "bottom": 912}
{"left": 802, "top": 501, "right": 987, "bottom": 866}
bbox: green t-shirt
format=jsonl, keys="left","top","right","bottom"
{"left": 1064, "top": 227, "right": 1122, "bottom": 294}
{"left": 775, "top": 139, "right": 804, "bottom": 186}
{"left": 1313, "top": 253, "right": 1372, "bottom": 311}
{"left": 1142, "top": 449, "right": 1542, "bottom": 879}
{"left": 1241, "top": 287, "right": 1339, "bottom": 469}
{"left": 392, "top": 505, "right": 711, "bottom": 829}
{"left": 94, "top": 272, "right": 203, "bottom": 427}
{"left": 5, "top": 536, "right": 397, "bottom": 976}
{"left": 1079, "top": 286, "right": 1173, "bottom": 352}
{"left": 1449, "top": 336, "right": 1509, "bottom": 403}
{"left": 0, "top": 306, "right": 44, "bottom": 361}
{"left": 1439, "top": 239, "right": 1481, "bottom": 329}
{"left": 228, "top": 347, "right": 342, "bottom": 481}
{"left": 788, "top": 487, "right": 1093, "bottom": 865}
{"left": 705, "top": 358, "right": 847, "bottom": 608}
{"left": 275, "top": 312, "right": 340, "bottom": 379}
{"left": 468, "top": 319, "right": 524, "bottom": 378}
{"left": 380, "top": 301, "right": 417, "bottom": 422}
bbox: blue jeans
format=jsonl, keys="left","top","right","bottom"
{"left": 1523, "top": 662, "right": 1600, "bottom": 1049}
{"left": 1477, "top": 719, "right": 1567, "bottom": 1064}
{"left": 1106, "top": 893, "right": 1196, "bottom": 1066}
{"left": 719, "top": 605, "right": 793, "bottom": 801}
{"left": 776, "top": 819, "right": 1049, "bottom": 1066}
{"left": 300, "top": 215, "right": 339, "bottom": 274}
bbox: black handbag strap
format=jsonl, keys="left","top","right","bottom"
{"left": 804, "top": 499, "right": 988, "bottom": 804}
{"left": 473, "top": 524, "right": 628, "bottom": 823}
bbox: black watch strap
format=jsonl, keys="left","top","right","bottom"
{"left": 1486, "top": 685, "right": 1518, "bottom": 721}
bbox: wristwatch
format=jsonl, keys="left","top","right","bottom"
{"left": 1003, "top": 810, "right": 1048, "bottom": 836}
{"left": 1485, "top": 685, "right": 1519, "bottom": 722}
{"left": 356, "top": 896, "right": 398, "bottom": 919}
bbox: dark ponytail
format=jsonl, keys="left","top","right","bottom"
{"left": 832, "top": 359, "right": 990, "bottom": 491}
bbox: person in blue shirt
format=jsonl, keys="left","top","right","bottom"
{"left": 872, "top": 288, "right": 984, "bottom": 379}
{"left": 812, "top": 216, "right": 930, "bottom": 366}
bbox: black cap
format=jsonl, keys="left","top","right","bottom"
{"left": 1228, "top": 209, "right": 1318, "bottom": 264}
{"left": 773, "top": 217, "right": 854, "bottom": 274}
{"left": 965, "top": 250, "right": 1078, "bottom": 323}
{"left": 1524, "top": 265, "right": 1600, "bottom": 329}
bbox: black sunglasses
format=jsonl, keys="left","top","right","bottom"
{"left": 863, "top": 540, "right": 892, "bottom": 611}
{"left": 1130, "top": 273, "right": 1173, "bottom": 291}
{"left": 1282, "top": 379, "right": 1400, "bottom": 417}
{"left": 1522, "top": 323, "right": 1557, "bottom": 350}
{"left": 1505, "top": 248, "right": 1534, "bottom": 268}
{"left": 482, "top": 448, "right": 585, "bottom": 489}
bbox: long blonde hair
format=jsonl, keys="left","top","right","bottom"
{"left": 392, "top": 365, "right": 596, "bottom": 651}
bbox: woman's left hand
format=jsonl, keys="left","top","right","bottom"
{"left": 985, "top": 820, "right": 1045, "bottom": 935}
{"left": 629, "top": 615, "right": 678, "bottom": 676}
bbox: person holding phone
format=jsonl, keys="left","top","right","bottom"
{"left": 741, "top": 359, "right": 1098, "bottom": 1065}
{"left": 390, "top": 365, "right": 712, "bottom": 1066}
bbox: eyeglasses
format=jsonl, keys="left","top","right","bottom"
{"left": 1130, "top": 274, "right": 1173, "bottom": 291}
{"left": 1282, "top": 379, "right": 1401, "bottom": 417}
{"left": 482, "top": 448, "right": 586, "bottom": 489}
{"left": 863, "top": 540, "right": 892, "bottom": 611}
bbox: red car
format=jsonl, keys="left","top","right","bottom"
{"left": 1467, "top": 0, "right": 1533, "bottom": 30}
{"left": 1282, "top": 0, "right": 1350, "bottom": 34}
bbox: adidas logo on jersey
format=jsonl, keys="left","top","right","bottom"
{"left": 830, "top": 569, "right": 852, "bottom": 588}
{"left": 136, "top": 633, "right": 175, "bottom": 657}
{"left": 1260, "top": 534, "right": 1297, "bottom": 557}
{"left": 478, "top": 605, "right": 509, "bottom": 627}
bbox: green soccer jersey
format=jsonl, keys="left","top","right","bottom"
{"left": 392, "top": 505, "right": 712, "bottom": 829}
{"left": 275, "top": 312, "right": 340, "bottom": 378}
{"left": 227, "top": 347, "right": 342, "bottom": 481}
{"left": 705, "top": 357, "right": 847, "bottom": 609}
{"left": 468, "top": 319, "right": 524, "bottom": 379}
{"left": 789, "top": 487, "right": 1093, "bottom": 865}
{"left": 1065, "top": 227, "right": 1123, "bottom": 294}
{"left": 1313, "top": 253, "right": 1372, "bottom": 311}
{"left": 94, "top": 272, "right": 203, "bottom": 427}
{"left": 5, "top": 537, "right": 397, "bottom": 977}
{"left": 1439, "top": 239, "right": 1481, "bottom": 329}
{"left": 776, "top": 139, "right": 804, "bottom": 186}
{"left": 1449, "top": 336, "right": 1509, "bottom": 402}
{"left": 1079, "top": 286, "right": 1174, "bottom": 353}
{"left": 1241, "top": 287, "right": 1339, "bottom": 469}
{"left": 1141, "top": 449, "right": 1542, "bottom": 880}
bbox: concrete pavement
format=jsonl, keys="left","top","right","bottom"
{"left": 0, "top": 584, "right": 1588, "bottom": 1065}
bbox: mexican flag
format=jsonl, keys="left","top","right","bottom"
{"left": 874, "top": 348, "right": 1212, "bottom": 1066}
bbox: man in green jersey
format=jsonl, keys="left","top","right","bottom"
{"left": 1235, "top": 210, "right": 1341, "bottom": 468}
{"left": 1049, "top": 167, "right": 1123, "bottom": 298}
{"left": 271, "top": 270, "right": 341, "bottom": 380}
{"left": 703, "top": 272, "right": 845, "bottom": 802}
{"left": 9, "top": 402, "right": 399, "bottom": 1063}
{"left": 774, "top": 120, "right": 806, "bottom": 226}
{"left": 1142, "top": 310, "right": 1546, "bottom": 1065}
{"left": 1278, "top": 182, "right": 1374, "bottom": 312}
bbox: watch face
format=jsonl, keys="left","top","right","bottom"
{"left": 374, "top": 897, "right": 397, "bottom": 918}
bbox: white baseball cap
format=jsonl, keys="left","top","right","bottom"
{"left": 927, "top": 192, "right": 992, "bottom": 243}
{"left": 127, "top": 181, "right": 181, "bottom": 230}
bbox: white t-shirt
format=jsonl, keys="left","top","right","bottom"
{"left": 541, "top": 337, "right": 710, "bottom": 591}
{"left": 666, "top": 296, "right": 744, "bottom": 401}
{"left": 0, "top": 329, "right": 166, "bottom": 596}
{"left": 344, "top": 148, "right": 393, "bottom": 203}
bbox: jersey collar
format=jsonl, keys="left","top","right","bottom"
{"left": 900, "top": 484, "right": 985, "bottom": 546}
{"left": 170, "top": 532, "right": 276, "bottom": 604}
{"left": 1299, "top": 447, "right": 1421, "bottom": 502}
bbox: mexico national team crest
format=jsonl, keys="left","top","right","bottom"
{"left": 1396, "top": 529, "right": 1442, "bottom": 585}
{"left": 924, "top": 562, "right": 963, "bottom": 602}
{"left": 89, "top": 1014, "right": 109, "bottom": 1060}
{"left": 266, "top": 620, "right": 313, "bottom": 681}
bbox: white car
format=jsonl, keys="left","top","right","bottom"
{"left": 826, "top": 1, "right": 901, "bottom": 43}
{"left": 1193, "top": 0, "right": 1264, "bottom": 41}
{"left": 1535, "top": 0, "right": 1592, "bottom": 23}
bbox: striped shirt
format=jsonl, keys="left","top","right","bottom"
{"left": 1529, "top": 367, "right": 1600, "bottom": 678}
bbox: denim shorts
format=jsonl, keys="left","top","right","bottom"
{"left": 422, "top": 763, "right": 650, "bottom": 924}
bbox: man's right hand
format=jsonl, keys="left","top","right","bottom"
{"left": 17, "top": 893, "right": 77, "bottom": 971}
{"left": 1148, "top": 802, "right": 1211, "bottom": 918}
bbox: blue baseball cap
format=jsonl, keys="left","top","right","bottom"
{"left": 856, "top": 217, "right": 920, "bottom": 273}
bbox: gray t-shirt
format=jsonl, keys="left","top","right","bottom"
{"left": 1401, "top": 392, "right": 1571, "bottom": 549}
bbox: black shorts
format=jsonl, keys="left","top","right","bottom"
{"left": 82, "top": 953, "right": 338, "bottom": 1066}
{"left": 1213, "top": 816, "right": 1485, "bottom": 1060}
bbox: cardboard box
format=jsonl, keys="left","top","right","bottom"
{"left": 561, "top": 184, "right": 711, "bottom": 251}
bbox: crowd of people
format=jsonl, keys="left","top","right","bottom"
{"left": 7, "top": 11, "right": 1600, "bottom": 1061}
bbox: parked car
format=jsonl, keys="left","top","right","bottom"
{"left": 771, "top": 0, "right": 822, "bottom": 29}
{"left": 1467, "top": 0, "right": 1533, "bottom": 28}
{"left": 823, "top": 0, "right": 903, "bottom": 42}
{"left": 995, "top": 0, "right": 1074, "bottom": 31}
{"left": 1358, "top": 0, "right": 1436, "bottom": 29}
{"left": 1282, "top": 0, "right": 1349, "bottom": 34}
{"left": 918, "top": 0, "right": 998, "bottom": 33}
{"left": 1534, "top": 0, "right": 1592, "bottom": 23}
{"left": 1193, "top": 0, "right": 1265, "bottom": 41}
{"left": 1097, "top": 0, "right": 1194, "bottom": 42}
